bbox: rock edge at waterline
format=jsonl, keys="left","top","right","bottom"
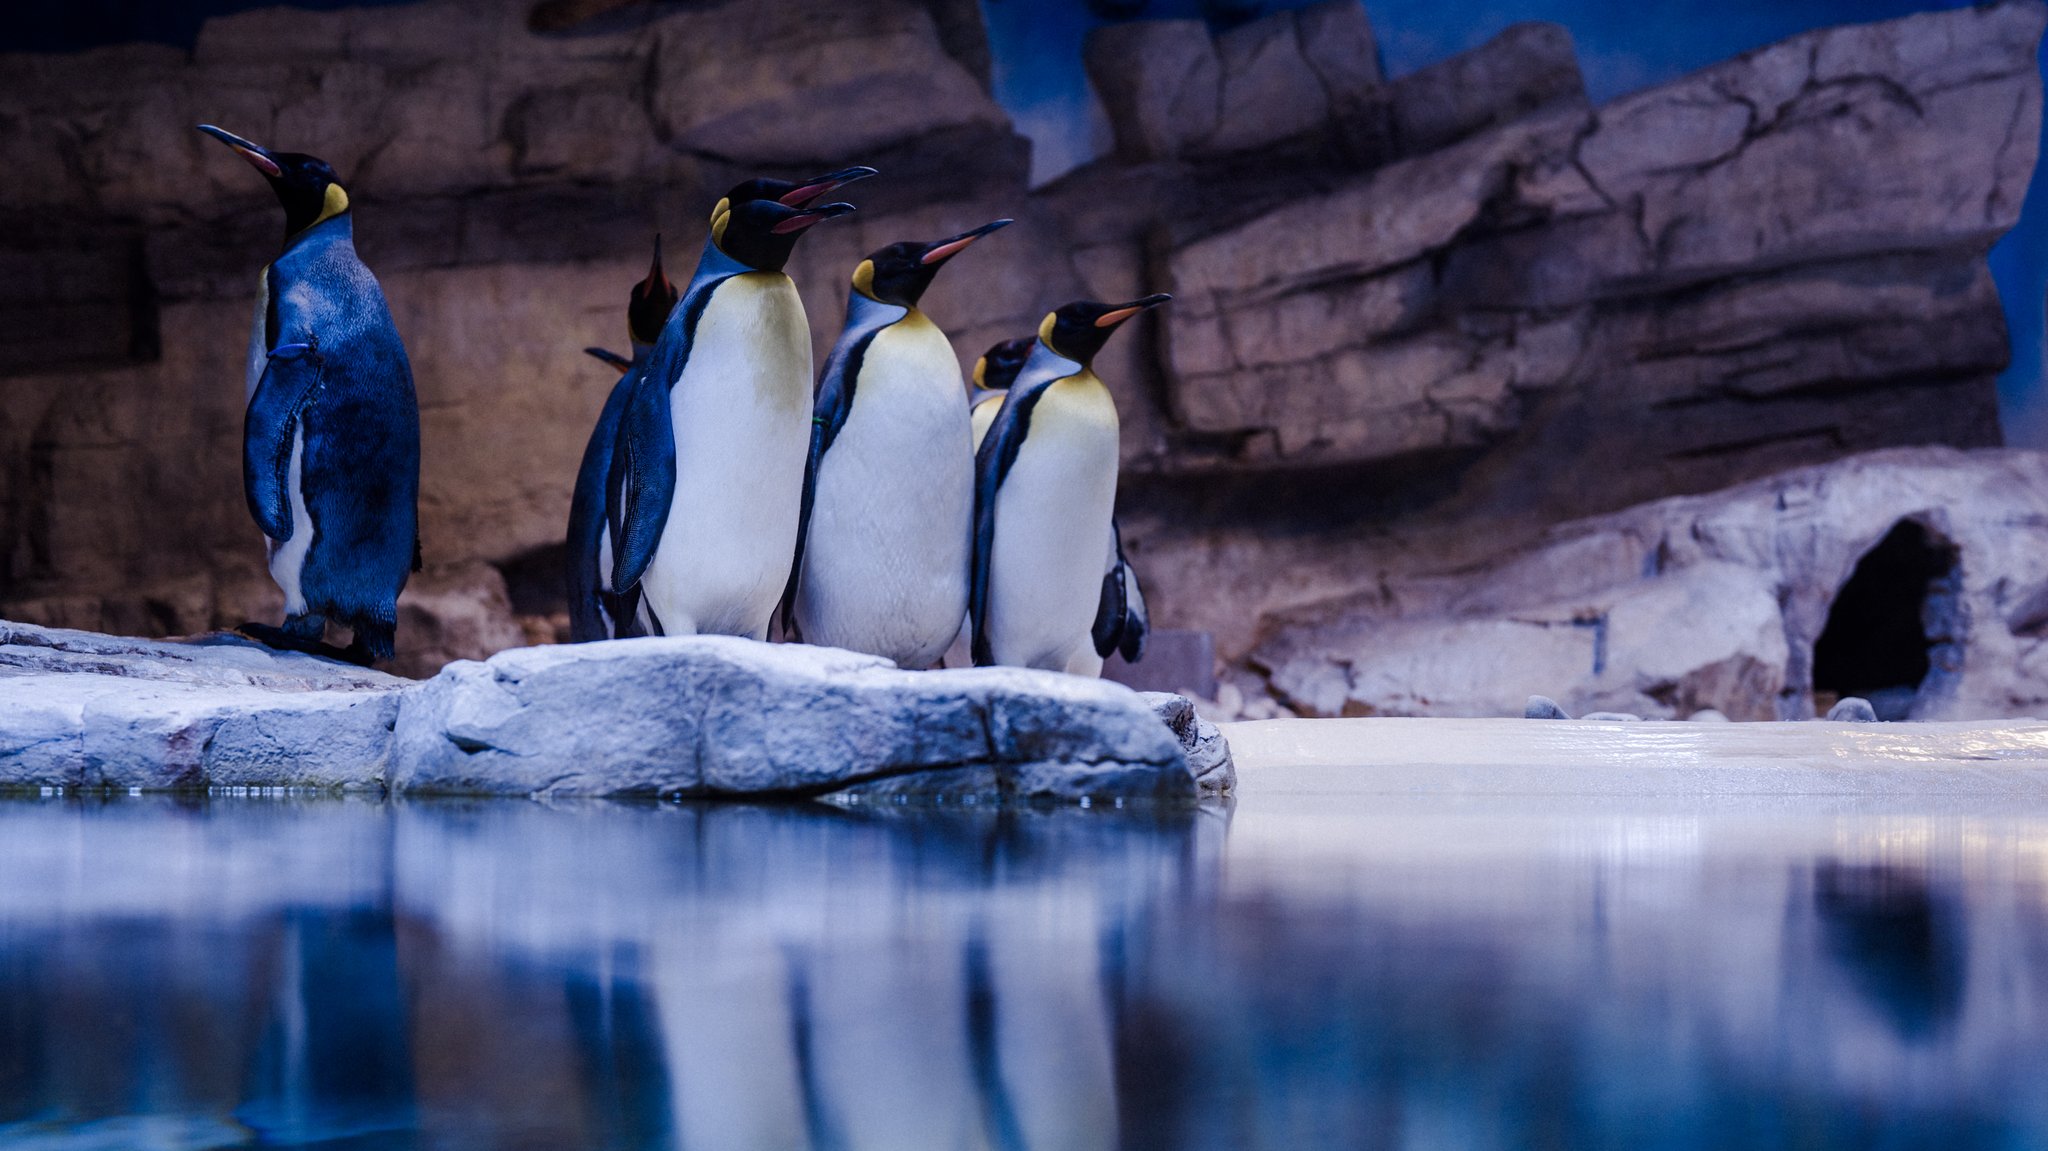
{"left": 1, "top": 621, "right": 1201, "bottom": 803}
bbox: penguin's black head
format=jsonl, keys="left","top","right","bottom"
{"left": 1037, "top": 294, "right": 1173, "bottom": 365}
{"left": 852, "top": 219, "right": 1012, "bottom": 308}
{"left": 973, "top": 337, "right": 1035, "bottom": 393}
{"left": 197, "top": 125, "right": 349, "bottom": 244}
{"left": 712, "top": 198, "right": 856, "bottom": 273}
{"left": 711, "top": 166, "right": 877, "bottom": 223}
{"left": 626, "top": 234, "right": 679, "bottom": 350}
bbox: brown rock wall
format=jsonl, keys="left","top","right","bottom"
{"left": 0, "top": 0, "right": 2041, "bottom": 693}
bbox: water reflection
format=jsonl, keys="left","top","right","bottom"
{"left": 0, "top": 795, "right": 2044, "bottom": 1149}
{"left": 1812, "top": 862, "right": 1968, "bottom": 1042}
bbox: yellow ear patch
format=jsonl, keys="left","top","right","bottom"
{"left": 1037, "top": 311, "right": 1057, "bottom": 347}
{"left": 710, "top": 197, "right": 730, "bottom": 226}
{"left": 971, "top": 355, "right": 987, "bottom": 388}
{"left": 313, "top": 182, "right": 350, "bottom": 228}
{"left": 711, "top": 208, "right": 730, "bottom": 249}
{"left": 851, "top": 259, "right": 876, "bottom": 298}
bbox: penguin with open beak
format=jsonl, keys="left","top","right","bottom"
{"left": 603, "top": 169, "right": 869, "bottom": 638}
{"left": 968, "top": 337, "right": 1148, "bottom": 667}
{"left": 781, "top": 219, "right": 1012, "bottom": 667}
{"left": 566, "top": 236, "right": 678, "bottom": 642}
{"left": 197, "top": 124, "right": 420, "bottom": 665}
{"left": 970, "top": 295, "right": 1170, "bottom": 674}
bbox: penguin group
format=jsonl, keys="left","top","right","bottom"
{"left": 200, "top": 125, "right": 1154, "bottom": 678}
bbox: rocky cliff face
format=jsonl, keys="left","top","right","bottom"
{"left": 0, "top": 0, "right": 2040, "bottom": 690}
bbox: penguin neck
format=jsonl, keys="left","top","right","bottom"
{"left": 280, "top": 211, "right": 352, "bottom": 258}
{"left": 845, "top": 288, "right": 910, "bottom": 332}
{"left": 1013, "top": 340, "right": 1085, "bottom": 397}
{"left": 695, "top": 233, "right": 772, "bottom": 287}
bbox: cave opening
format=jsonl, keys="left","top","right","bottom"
{"left": 1811, "top": 520, "right": 1960, "bottom": 721}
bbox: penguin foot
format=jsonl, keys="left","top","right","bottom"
{"left": 236, "top": 621, "right": 373, "bottom": 666}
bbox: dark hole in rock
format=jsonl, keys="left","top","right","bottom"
{"left": 1811, "top": 520, "right": 1959, "bottom": 721}
{"left": 495, "top": 542, "right": 569, "bottom": 620}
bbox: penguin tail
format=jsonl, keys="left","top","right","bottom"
{"left": 346, "top": 622, "right": 396, "bottom": 665}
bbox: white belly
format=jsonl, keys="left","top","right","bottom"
{"left": 795, "top": 315, "right": 973, "bottom": 667}
{"left": 640, "top": 274, "right": 812, "bottom": 639}
{"left": 984, "top": 378, "right": 1120, "bottom": 674}
{"left": 267, "top": 424, "right": 313, "bottom": 616}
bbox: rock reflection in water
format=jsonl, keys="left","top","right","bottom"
{"left": 0, "top": 795, "right": 2046, "bottom": 1149}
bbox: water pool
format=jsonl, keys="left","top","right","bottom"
{"left": 2, "top": 774, "right": 2045, "bottom": 1149}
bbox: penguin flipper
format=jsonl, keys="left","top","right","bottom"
{"left": 243, "top": 341, "right": 324, "bottom": 542}
{"left": 1118, "top": 554, "right": 1149, "bottom": 664}
{"left": 606, "top": 364, "right": 677, "bottom": 593}
{"left": 1091, "top": 565, "right": 1127, "bottom": 660}
{"left": 969, "top": 385, "right": 1044, "bottom": 667}
{"left": 776, "top": 416, "right": 827, "bottom": 642}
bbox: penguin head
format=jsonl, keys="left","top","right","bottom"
{"left": 196, "top": 125, "right": 349, "bottom": 243}
{"left": 851, "top": 219, "right": 1012, "bottom": 308}
{"left": 626, "top": 234, "right": 679, "bottom": 350}
{"left": 710, "top": 166, "right": 877, "bottom": 224}
{"left": 711, "top": 198, "right": 855, "bottom": 273}
{"left": 972, "top": 337, "right": 1035, "bottom": 393}
{"left": 1036, "top": 294, "right": 1173, "bottom": 365}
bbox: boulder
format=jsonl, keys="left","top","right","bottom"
{"left": 0, "top": 621, "right": 404, "bottom": 791}
{"left": 1141, "top": 692, "right": 1235, "bottom": 795}
{"left": 1389, "top": 22, "right": 1585, "bottom": 155}
{"left": 392, "top": 637, "right": 1195, "bottom": 801}
{"left": 1083, "top": 0, "right": 1382, "bottom": 163}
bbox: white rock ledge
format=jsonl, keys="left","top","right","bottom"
{"left": 1, "top": 621, "right": 404, "bottom": 792}
{"left": 394, "top": 637, "right": 1196, "bottom": 802}
{"left": 1, "top": 622, "right": 1203, "bottom": 803}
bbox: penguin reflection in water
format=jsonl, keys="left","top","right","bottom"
{"left": 604, "top": 173, "right": 867, "bottom": 639}
{"left": 969, "top": 337, "right": 1148, "bottom": 671}
{"left": 197, "top": 125, "right": 420, "bottom": 664}
{"left": 783, "top": 219, "right": 1013, "bottom": 668}
{"left": 972, "top": 298, "right": 1168, "bottom": 674}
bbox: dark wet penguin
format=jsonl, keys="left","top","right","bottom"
{"left": 783, "top": 219, "right": 1011, "bottom": 667}
{"left": 198, "top": 124, "right": 419, "bottom": 664}
{"left": 970, "top": 296, "right": 1169, "bottom": 673}
{"left": 565, "top": 236, "right": 678, "bottom": 642}
{"left": 968, "top": 337, "right": 1148, "bottom": 667}
{"left": 603, "top": 169, "right": 869, "bottom": 638}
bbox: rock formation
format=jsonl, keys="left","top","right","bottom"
{"left": 0, "top": 0, "right": 2041, "bottom": 706}
{"left": 1254, "top": 447, "right": 2048, "bottom": 721}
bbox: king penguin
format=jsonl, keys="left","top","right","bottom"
{"left": 970, "top": 296, "right": 1170, "bottom": 674}
{"left": 968, "top": 337, "right": 1148, "bottom": 667}
{"left": 783, "top": 219, "right": 1012, "bottom": 667}
{"left": 198, "top": 124, "right": 420, "bottom": 664}
{"left": 566, "top": 236, "right": 678, "bottom": 642}
{"left": 605, "top": 174, "right": 866, "bottom": 639}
